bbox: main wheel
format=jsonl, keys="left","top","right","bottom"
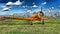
{"left": 42, "top": 20, "right": 44, "bottom": 25}
{"left": 29, "top": 21, "right": 33, "bottom": 25}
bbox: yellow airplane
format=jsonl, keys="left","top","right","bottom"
{"left": 3, "top": 11, "right": 48, "bottom": 25}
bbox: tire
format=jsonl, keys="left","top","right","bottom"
{"left": 29, "top": 21, "right": 33, "bottom": 25}
{"left": 42, "top": 20, "right": 44, "bottom": 25}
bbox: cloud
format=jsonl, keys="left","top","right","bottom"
{"left": 6, "top": 0, "right": 23, "bottom": 6}
{"left": 58, "top": 5, "right": 60, "bottom": 7}
{"left": 1, "top": 6, "right": 6, "bottom": 8}
{"left": 32, "top": 5, "right": 38, "bottom": 8}
{"left": 42, "top": 2, "right": 47, "bottom": 5}
{"left": 0, "top": 12, "right": 6, "bottom": 15}
{"left": 2, "top": 7, "right": 10, "bottom": 11}
{"left": 59, "top": 10, "right": 60, "bottom": 12}
{"left": 13, "top": 0, "right": 22, "bottom": 5}
{"left": 22, "top": 6, "right": 26, "bottom": 8}
{"left": 33, "top": 2, "right": 35, "bottom": 4}
{"left": 51, "top": 7, "right": 54, "bottom": 9}
{"left": 6, "top": 2, "right": 13, "bottom": 6}
{"left": 1, "top": 6, "right": 12, "bottom": 11}
{"left": 46, "top": 9, "right": 50, "bottom": 12}
{"left": 27, "top": 10, "right": 31, "bottom": 12}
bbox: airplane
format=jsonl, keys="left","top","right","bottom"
{"left": 2, "top": 11, "right": 48, "bottom": 25}
{"left": 1, "top": 7, "right": 48, "bottom": 25}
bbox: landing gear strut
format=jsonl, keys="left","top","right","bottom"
{"left": 42, "top": 20, "right": 44, "bottom": 25}
{"left": 29, "top": 21, "right": 33, "bottom": 25}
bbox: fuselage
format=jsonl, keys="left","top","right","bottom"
{"left": 3, "top": 11, "right": 48, "bottom": 21}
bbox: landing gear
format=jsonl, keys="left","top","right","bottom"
{"left": 42, "top": 20, "right": 44, "bottom": 25}
{"left": 29, "top": 21, "right": 33, "bottom": 25}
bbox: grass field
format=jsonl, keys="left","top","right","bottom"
{"left": 0, "top": 18, "right": 60, "bottom": 34}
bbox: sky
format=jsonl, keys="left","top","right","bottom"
{"left": 0, "top": 0, "right": 60, "bottom": 15}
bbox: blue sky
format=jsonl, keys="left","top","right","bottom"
{"left": 0, "top": 0, "right": 60, "bottom": 15}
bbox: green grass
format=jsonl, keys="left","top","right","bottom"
{"left": 0, "top": 18, "right": 60, "bottom": 34}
